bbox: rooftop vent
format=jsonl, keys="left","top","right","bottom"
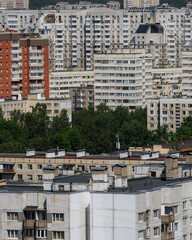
{"left": 26, "top": 149, "right": 36, "bottom": 157}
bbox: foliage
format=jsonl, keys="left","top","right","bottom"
{"left": 0, "top": 103, "right": 190, "bottom": 154}
{"left": 29, "top": 0, "right": 186, "bottom": 11}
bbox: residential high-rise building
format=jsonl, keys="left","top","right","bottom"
{"left": 124, "top": 0, "right": 159, "bottom": 9}
{"left": 94, "top": 48, "right": 153, "bottom": 110}
{"left": 69, "top": 84, "right": 94, "bottom": 110}
{"left": 0, "top": 0, "right": 29, "bottom": 9}
{"left": 49, "top": 71, "right": 94, "bottom": 99}
{"left": 0, "top": 32, "right": 49, "bottom": 100}
{"left": 182, "top": 44, "right": 192, "bottom": 98}
{"left": 147, "top": 97, "right": 192, "bottom": 132}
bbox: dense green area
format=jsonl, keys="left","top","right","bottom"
{"left": 0, "top": 103, "right": 191, "bottom": 154}
{"left": 29, "top": 0, "right": 186, "bottom": 10}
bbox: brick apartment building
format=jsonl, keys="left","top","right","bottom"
{"left": 0, "top": 32, "right": 49, "bottom": 100}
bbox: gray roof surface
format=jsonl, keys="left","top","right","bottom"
{"left": 54, "top": 174, "right": 92, "bottom": 183}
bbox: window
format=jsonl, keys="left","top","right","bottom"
{"left": 190, "top": 200, "right": 192, "bottom": 208}
{"left": 18, "top": 174, "right": 23, "bottom": 180}
{"left": 27, "top": 164, "right": 32, "bottom": 170}
{"left": 7, "top": 230, "right": 18, "bottom": 239}
{"left": 7, "top": 212, "right": 18, "bottom": 221}
{"left": 36, "top": 229, "right": 47, "bottom": 238}
{"left": 38, "top": 211, "right": 46, "bottom": 220}
{"left": 183, "top": 217, "right": 187, "bottom": 225}
{"left": 173, "top": 205, "right": 178, "bottom": 214}
{"left": 38, "top": 175, "right": 42, "bottom": 181}
{"left": 154, "top": 227, "right": 160, "bottom": 236}
{"left": 138, "top": 230, "right": 144, "bottom": 239}
{"left": 37, "top": 165, "right": 42, "bottom": 170}
{"left": 175, "top": 222, "right": 178, "bottom": 231}
{"left": 138, "top": 212, "right": 145, "bottom": 222}
{"left": 17, "top": 164, "right": 22, "bottom": 170}
{"left": 183, "top": 201, "right": 187, "bottom": 209}
{"left": 53, "top": 214, "right": 64, "bottom": 222}
{"left": 190, "top": 216, "right": 192, "bottom": 225}
{"left": 27, "top": 175, "right": 32, "bottom": 181}
{"left": 59, "top": 185, "right": 64, "bottom": 192}
{"left": 25, "top": 211, "right": 35, "bottom": 220}
{"left": 25, "top": 229, "right": 33, "bottom": 237}
{"left": 53, "top": 231, "right": 64, "bottom": 239}
{"left": 153, "top": 209, "right": 160, "bottom": 218}
{"left": 183, "top": 235, "right": 187, "bottom": 240}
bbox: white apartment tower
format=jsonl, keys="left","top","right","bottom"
{"left": 182, "top": 44, "right": 192, "bottom": 98}
{"left": 94, "top": 48, "right": 153, "bottom": 110}
{"left": 0, "top": 0, "right": 29, "bottom": 9}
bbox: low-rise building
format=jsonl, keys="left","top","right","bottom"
{"left": 147, "top": 97, "right": 192, "bottom": 132}
{"left": 1, "top": 164, "right": 192, "bottom": 240}
{"left": 43, "top": 1, "right": 120, "bottom": 10}
{"left": 0, "top": 149, "right": 185, "bottom": 182}
{"left": 69, "top": 84, "right": 94, "bottom": 110}
{"left": 49, "top": 71, "right": 94, "bottom": 99}
{"left": 0, "top": 93, "right": 72, "bottom": 121}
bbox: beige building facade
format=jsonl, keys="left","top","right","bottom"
{"left": 0, "top": 0, "right": 29, "bottom": 9}
{"left": 0, "top": 93, "right": 72, "bottom": 121}
{"left": 0, "top": 151, "right": 185, "bottom": 182}
{"left": 124, "top": 0, "right": 159, "bottom": 9}
{"left": 147, "top": 97, "right": 192, "bottom": 132}
{"left": 69, "top": 84, "right": 94, "bottom": 110}
{"left": 49, "top": 71, "right": 94, "bottom": 99}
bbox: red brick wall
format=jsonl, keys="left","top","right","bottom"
{"left": 43, "top": 45, "right": 49, "bottom": 99}
{"left": 0, "top": 40, "right": 12, "bottom": 99}
{"left": 21, "top": 46, "right": 30, "bottom": 98}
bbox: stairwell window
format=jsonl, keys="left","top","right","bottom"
{"left": 154, "top": 227, "right": 160, "bottom": 236}
{"left": 7, "top": 212, "right": 18, "bottom": 221}
{"left": 7, "top": 230, "right": 18, "bottom": 239}
{"left": 183, "top": 201, "right": 187, "bottom": 209}
{"left": 36, "top": 229, "right": 47, "bottom": 238}
{"left": 53, "top": 213, "right": 64, "bottom": 222}
{"left": 53, "top": 231, "right": 64, "bottom": 239}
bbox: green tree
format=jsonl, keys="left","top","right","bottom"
{"left": 0, "top": 107, "right": 3, "bottom": 120}
{"left": 24, "top": 103, "right": 50, "bottom": 139}
{"left": 51, "top": 109, "right": 70, "bottom": 134}
{"left": 175, "top": 116, "right": 192, "bottom": 141}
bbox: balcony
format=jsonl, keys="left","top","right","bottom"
{"left": 23, "top": 220, "right": 35, "bottom": 229}
{"left": 0, "top": 168, "right": 15, "bottom": 173}
{"left": 161, "top": 214, "right": 174, "bottom": 223}
{"left": 161, "top": 231, "right": 174, "bottom": 240}
{"left": 35, "top": 220, "right": 47, "bottom": 228}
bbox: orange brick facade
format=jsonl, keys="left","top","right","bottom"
{"left": 0, "top": 41, "right": 12, "bottom": 99}
{"left": 0, "top": 33, "right": 49, "bottom": 100}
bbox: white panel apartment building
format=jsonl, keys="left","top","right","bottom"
{"left": 1, "top": 173, "right": 192, "bottom": 240}
{"left": 49, "top": 71, "right": 94, "bottom": 99}
{"left": 0, "top": 8, "right": 152, "bottom": 71}
{"left": 94, "top": 49, "right": 153, "bottom": 110}
{"left": 182, "top": 44, "right": 192, "bottom": 98}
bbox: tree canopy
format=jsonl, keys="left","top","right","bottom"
{"left": 0, "top": 104, "right": 190, "bottom": 154}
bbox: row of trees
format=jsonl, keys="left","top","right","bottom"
{"left": 29, "top": 0, "right": 185, "bottom": 11}
{"left": 0, "top": 103, "right": 191, "bottom": 154}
